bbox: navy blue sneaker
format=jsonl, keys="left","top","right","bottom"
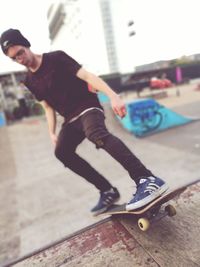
{"left": 91, "top": 187, "right": 120, "bottom": 216}
{"left": 126, "top": 176, "right": 168, "bottom": 211}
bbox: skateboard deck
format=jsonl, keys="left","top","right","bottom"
{"left": 99, "top": 179, "right": 200, "bottom": 231}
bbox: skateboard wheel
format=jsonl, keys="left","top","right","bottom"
{"left": 165, "top": 204, "right": 176, "bottom": 217}
{"left": 138, "top": 218, "right": 150, "bottom": 231}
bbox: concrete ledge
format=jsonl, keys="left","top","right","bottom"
{"left": 3, "top": 218, "right": 158, "bottom": 267}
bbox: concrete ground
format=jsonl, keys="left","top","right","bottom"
{"left": 0, "top": 82, "right": 200, "bottom": 266}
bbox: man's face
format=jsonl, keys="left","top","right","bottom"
{"left": 6, "top": 45, "right": 32, "bottom": 67}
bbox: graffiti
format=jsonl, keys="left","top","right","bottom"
{"left": 129, "top": 100, "right": 163, "bottom": 135}
{"left": 119, "top": 99, "right": 194, "bottom": 137}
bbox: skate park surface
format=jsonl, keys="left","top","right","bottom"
{"left": 0, "top": 83, "right": 200, "bottom": 267}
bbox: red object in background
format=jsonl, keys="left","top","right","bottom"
{"left": 88, "top": 83, "right": 93, "bottom": 92}
{"left": 150, "top": 78, "right": 172, "bottom": 89}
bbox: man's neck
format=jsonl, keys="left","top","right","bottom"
{"left": 29, "top": 54, "right": 43, "bottom": 73}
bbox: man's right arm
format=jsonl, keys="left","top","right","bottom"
{"left": 40, "top": 100, "right": 58, "bottom": 146}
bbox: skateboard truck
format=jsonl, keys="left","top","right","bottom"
{"left": 138, "top": 204, "right": 176, "bottom": 231}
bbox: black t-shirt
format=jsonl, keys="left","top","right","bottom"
{"left": 24, "top": 50, "right": 103, "bottom": 122}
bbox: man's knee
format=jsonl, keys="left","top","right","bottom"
{"left": 54, "top": 145, "right": 73, "bottom": 166}
{"left": 85, "top": 127, "right": 110, "bottom": 148}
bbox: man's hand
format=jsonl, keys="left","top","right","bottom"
{"left": 110, "top": 94, "right": 127, "bottom": 118}
{"left": 76, "top": 68, "right": 127, "bottom": 118}
{"left": 50, "top": 133, "right": 58, "bottom": 147}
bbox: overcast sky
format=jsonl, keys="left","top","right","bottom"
{"left": 123, "top": 0, "right": 200, "bottom": 69}
{"left": 0, "top": 0, "right": 200, "bottom": 73}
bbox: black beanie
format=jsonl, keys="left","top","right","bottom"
{"left": 0, "top": 29, "right": 31, "bottom": 54}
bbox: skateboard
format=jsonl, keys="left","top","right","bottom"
{"left": 99, "top": 179, "right": 200, "bottom": 231}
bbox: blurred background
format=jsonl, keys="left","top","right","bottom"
{"left": 1, "top": 0, "right": 200, "bottom": 123}
{"left": 0, "top": 0, "right": 200, "bottom": 266}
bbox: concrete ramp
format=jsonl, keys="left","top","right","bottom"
{"left": 4, "top": 219, "right": 158, "bottom": 267}
{"left": 118, "top": 98, "right": 198, "bottom": 137}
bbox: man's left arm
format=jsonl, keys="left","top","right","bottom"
{"left": 76, "top": 67, "right": 126, "bottom": 118}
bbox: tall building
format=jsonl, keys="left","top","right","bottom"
{"left": 47, "top": 0, "right": 135, "bottom": 75}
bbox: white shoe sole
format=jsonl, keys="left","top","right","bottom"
{"left": 126, "top": 183, "right": 169, "bottom": 211}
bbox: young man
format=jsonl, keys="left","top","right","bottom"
{"left": 0, "top": 29, "right": 168, "bottom": 215}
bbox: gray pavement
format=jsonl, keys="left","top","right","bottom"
{"left": 0, "top": 83, "right": 200, "bottom": 266}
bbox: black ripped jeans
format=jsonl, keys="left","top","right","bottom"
{"left": 55, "top": 109, "right": 154, "bottom": 192}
